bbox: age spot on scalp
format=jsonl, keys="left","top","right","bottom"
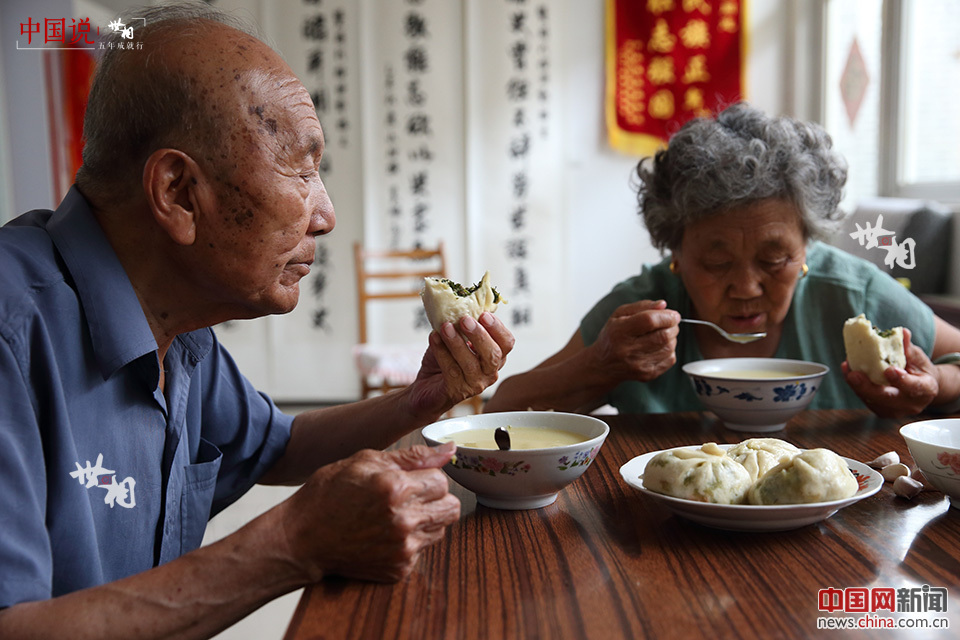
{"left": 264, "top": 118, "right": 278, "bottom": 135}
{"left": 248, "top": 105, "right": 265, "bottom": 120}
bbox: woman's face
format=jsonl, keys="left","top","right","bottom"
{"left": 673, "top": 199, "right": 807, "bottom": 340}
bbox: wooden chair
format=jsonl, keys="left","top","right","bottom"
{"left": 353, "top": 242, "right": 482, "bottom": 414}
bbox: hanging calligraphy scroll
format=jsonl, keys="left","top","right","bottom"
{"left": 272, "top": 0, "right": 364, "bottom": 400}
{"left": 215, "top": 0, "right": 364, "bottom": 401}
{"left": 605, "top": 0, "right": 747, "bottom": 156}
{"left": 466, "top": 0, "right": 565, "bottom": 377}
{"left": 362, "top": 0, "right": 466, "bottom": 346}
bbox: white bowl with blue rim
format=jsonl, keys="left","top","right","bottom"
{"left": 421, "top": 411, "right": 609, "bottom": 510}
{"left": 682, "top": 358, "right": 830, "bottom": 432}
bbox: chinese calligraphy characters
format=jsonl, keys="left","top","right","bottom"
{"left": 70, "top": 453, "right": 137, "bottom": 509}
{"left": 17, "top": 15, "right": 142, "bottom": 50}
{"left": 608, "top": 0, "right": 743, "bottom": 154}
{"left": 848, "top": 214, "right": 917, "bottom": 270}
{"left": 501, "top": 0, "right": 553, "bottom": 329}
{"left": 301, "top": 0, "right": 355, "bottom": 331}
{"left": 19, "top": 17, "right": 98, "bottom": 46}
{"left": 818, "top": 585, "right": 948, "bottom": 614}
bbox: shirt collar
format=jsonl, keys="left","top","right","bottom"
{"left": 46, "top": 186, "right": 211, "bottom": 379}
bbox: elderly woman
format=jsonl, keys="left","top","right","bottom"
{"left": 486, "top": 103, "right": 960, "bottom": 418}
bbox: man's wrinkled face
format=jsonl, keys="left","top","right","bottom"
{"left": 194, "top": 54, "right": 335, "bottom": 318}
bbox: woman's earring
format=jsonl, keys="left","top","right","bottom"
{"left": 670, "top": 261, "right": 679, "bottom": 275}
{"left": 799, "top": 263, "right": 809, "bottom": 279}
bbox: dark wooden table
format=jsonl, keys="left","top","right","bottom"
{"left": 284, "top": 411, "right": 960, "bottom": 639}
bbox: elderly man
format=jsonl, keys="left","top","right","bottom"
{"left": 0, "top": 4, "right": 513, "bottom": 638}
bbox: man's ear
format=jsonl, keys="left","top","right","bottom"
{"left": 142, "top": 149, "right": 210, "bottom": 245}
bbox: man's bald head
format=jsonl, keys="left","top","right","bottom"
{"left": 75, "top": 2, "right": 289, "bottom": 202}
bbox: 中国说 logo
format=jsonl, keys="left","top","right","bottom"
{"left": 16, "top": 15, "right": 144, "bottom": 51}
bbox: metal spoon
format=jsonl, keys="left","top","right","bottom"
{"left": 494, "top": 427, "right": 511, "bottom": 451}
{"left": 680, "top": 318, "right": 767, "bottom": 344}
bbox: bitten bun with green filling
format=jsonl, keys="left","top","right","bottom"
{"left": 842, "top": 313, "right": 906, "bottom": 385}
{"left": 421, "top": 271, "right": 505, "bottom": 332}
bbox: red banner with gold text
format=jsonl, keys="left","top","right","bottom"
{"left": 605, "top": 0, "right": 747, "bottom": 156}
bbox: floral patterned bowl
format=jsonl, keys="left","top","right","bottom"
{"left": 682, "top": 358, "right": 830, "bottom": 432}
{"left": 900, "top": 419, "right": 960, "bottom": 509}
{"left": 421, "top": 411, "right": 609, "bottom": 510}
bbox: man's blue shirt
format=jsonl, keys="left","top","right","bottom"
{"left": 0, "top": 187, "right": 293, "bottom": 607}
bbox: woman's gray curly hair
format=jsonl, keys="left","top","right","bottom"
{"left": 636, "top": 102, "right": 848, "bottom": 252}
{"left": 75, "top": 2, "right": 261, "bottom": 197}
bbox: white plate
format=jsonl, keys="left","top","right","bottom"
{"left": 619, "top": 444, "right": 883, "bottom": 532}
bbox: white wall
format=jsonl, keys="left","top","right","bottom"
{"left": 0, "top": 0, "right": 69, "bottom": 217}
{"left": 0, "top": 0, "right": 119, "bottom": 221}
{"left": 555, "top": 0, "right": 792, "bottom": 342}
{"left": 0, "top": 0, "right": 797, "bottom": 400}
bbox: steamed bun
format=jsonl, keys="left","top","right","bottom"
{"left": 747, "top": 448, "right": 858, "bottom": 505}
{"left": 643, "top": 442, "right": 753, "bottom": 504}
{"left": 421, "top": 271, "right": 504, "bottom": 332}
{"left": 843, "top": 313, "right": 905, "bottom": 385}
{"left": 726, "top": 438, "right": 802, "bottom": 482}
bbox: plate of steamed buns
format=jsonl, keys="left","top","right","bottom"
{"left": 619, "top": 438, "right": 883, "bottom": 531}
